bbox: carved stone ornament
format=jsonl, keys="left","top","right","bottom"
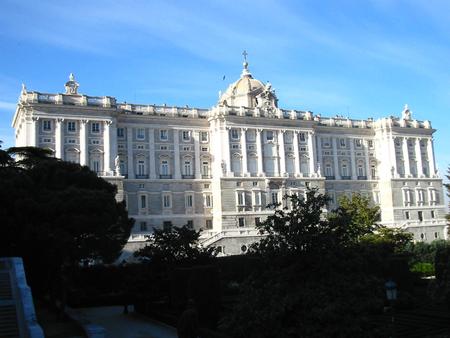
{"left": 64, "top": 73, "right": 79, "bottom": 95}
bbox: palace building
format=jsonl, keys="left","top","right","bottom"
{"left": 12, "top": 59, "right": 448, "bottom": 255}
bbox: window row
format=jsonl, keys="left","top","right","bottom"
{"left": 402, "top": 188, "right": 439, "bottom": 206}
{"left": 137, "top": 219, "right": 213, "bottom": 232}
{"left": 138, "top": 193, "right": 213, "bottom": 210}
{"left": 117, "top": 128, "right": 209, "bottom": 142}
{"left": 41, "top": 120, "right": 102, "bottom": 133}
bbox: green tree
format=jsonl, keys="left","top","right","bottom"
{"left": 135, "top": 225, "right": 216, "bottom": 265}
{"left": 0, "top": 146, "right": 133, "bottom": 293}
{"left": 251, "top": 188, "right": 335, "bottom": 257}
{"left": 329, "top": 193, "right": 381, "bottom": 244}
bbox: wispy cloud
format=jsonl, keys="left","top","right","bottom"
{"left": 0, "top": 101, "right": 16, "bottom": 110}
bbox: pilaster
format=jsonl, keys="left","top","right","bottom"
{"left": 256, "top": 129, "right": 264, "bottom": 176}
{"left": 127, "top": 127, "right": 135, "bottom": 179}
{"left": 79, "top": 120, "right": 88, "bottom": 166}
{"left": 402, "top": 137, "right": 411, "bottom": 178}
{"left": 240, "top": 128, "right": 249, "bottom": 176}
{"left": 174, "top": 129, "right": 181, "bottom": 179}
{"left": 278, "top": 130, "right": 286, "bottom": 176}
{"left": 55, "top": 118, "right": 64, "bottom": 160}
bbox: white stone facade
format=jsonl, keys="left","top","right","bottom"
{"left": 12, "top": 65, "right": 448, "bottom": 255}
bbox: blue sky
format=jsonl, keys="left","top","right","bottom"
{"left": 1, "top": 0, "right": 450, "bottom": 176}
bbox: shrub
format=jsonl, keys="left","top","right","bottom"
{"left": 410, "top": 262, "right": 435, "bottom": 277}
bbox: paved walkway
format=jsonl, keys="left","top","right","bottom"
{"left": 78, "top": 306, "right": 177, "bottom": 338}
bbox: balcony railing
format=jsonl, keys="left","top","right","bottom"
{"left": 202, "top": 175, "right": 212, "bottom": 179}
{"left": 159, "top": 174, "right": 172, "bottom": 179}
{"left": 182, "top": 175, "right": 195, "bottom": 179}
{"left": 135, "top": 174, "right": 149, "bottom": 179}
{"left": 341, "top": 176, "right": 351, "bottom": 180}
{"left": 325, "top": 175, "right": 335, "bottom": 180}
{"left": 357, "top": 175, "right": 367, "bottom": 180}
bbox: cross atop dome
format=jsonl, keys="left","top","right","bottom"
{"left": 241, "top": 50, "right": 251, "bottom": 77}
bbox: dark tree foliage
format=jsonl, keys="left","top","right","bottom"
{"left": 220, "top": 189, "right": 402, "bottom": 337}
{"left": 250, "top": 188, "right": 336, "bottom": 256}
{"left": 134, "top": 225, "right": 217, "bottom": 266}
{"left": 0, "top": 146, "right": 132, "bottom": 291}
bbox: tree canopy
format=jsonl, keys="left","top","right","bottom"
{"left": 135, "top": 225, "right": 217, "bottom": 266}
{"left": 0, "top": 146, "right": 133, "bottom": 290}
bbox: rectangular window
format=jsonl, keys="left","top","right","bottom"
{"left": 202, "top": 162, "right": 210, "bottom": 177}
{"left": 185, "top": 194, "right": 193, "bottom": 208}
{"left": 431, "top": 210, "right": 435, "bottom": 219}
{"left": 43, "top": 120, "right": 52, "bottom": 131}
{"left": 418, "top": 211, "right": 423, "bottom": 222}
{"left": 140, "top": 195, "right": 147, "bottom": 209}
{"left": 340, "top": 138, "right": 346, "bottom": 147}
{"left": 238, "top": 217, "right": 245, "bottom": 227}
{"left": 205, "top": 194, "right": 212, "bottom": 208}
{"left": 182, "top": 130, "right": 190, "bottom": 141}
{"left": 67, "top": 121, "right": 76, "bottom": 132}
{"left": 137, "top": 128, "right": 145, "bottom": 140}
{"left": 271, "top": 191, "right": 278, "bottom": 204}
{"left": 254, "top": 191, "right": 261, "bottom": 206}
{"left": 266, "top": 131, "right": 274, "bottom": 141}
{"left": 255, "top": 217, "right": 261, "bottom": 226}
{"left": 231, "top": 129, "right": 239, "bottom": 140}
{"left": 368, "top": 140, "right": 374, "bottom": 148}
{"left": 186, "top": 220, "right": 194, "bottom": 229}
{"left": 137, "top": 160, "right": 145, "bottom": 176}
{"left": 91, "top": 122, "right": 100, "bottom": 133}
{"left": 160, "top": 129, "right": 168, "bottom": 141}
{"left": 163, "top": 194, "right": 171, "bottom": 208}
{"left": 405, "top": 211, "right": 410, "bottom": 220}
{"left": 355, "top": 139, "right": 362, "bottom": 147}
{"left": 299, "top": 133, "right": 306, "bottom": 142}
{"left": 140, "top": 221, "right": 147, "bottom": 231}
{"left": 237, "top": 192, "right": 245, "bottom": 206}
{"left": 163, "top": 221, "right": 172, "bottom": 231}
{"left": 205, "top": 219, "right": 213, "bottom": 229}
{"left": 117, "top": 128, "right": 124, "bottom": 138}
{"left": 43, "top": 138, "right": 52, "bottom": 143}
{"left": 201, "top": 132, "right": 208, "bottom": 142}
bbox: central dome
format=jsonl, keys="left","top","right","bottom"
{"left": 219, "top": 61, "right": 277, "bottom": 109}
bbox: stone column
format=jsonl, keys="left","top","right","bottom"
{"left": 415, "top": 138, "right": 423, "bottom": 177}
{"left": 364, "top": 139, "right": 370, "bottom": 179}
{"left": 222, "top": 127, "right": 232, "bottom": 177}
{"left": 389, "top": 134, "right": 397, "bottom": 177}
{"left": 316, "top": 135, "right": 323, "bottom": 177}
{"left": 55, "top": 118, "right": 64, "bottom": 160}
{"left": 194, "top": 131, "right": 201, "bottom": 179}
{"left": 103, "top": 121, "right": 111, "bottom": 173}
{"left": 174, "top": 129, "right": 181, "bottom": 179}
{"left": 240, "top": 128, "right": 248, "bottom": 176}
{"left": 427, "top": 137, "right": 436, "bottom": 177}
{"left": 149, "top": 129, "right": 156, "bottom": 179}
{"left": 273, "top": 131, "right": 280, "bottom": 177}
{"left": 350, "top": 138, "right": 357, "bottom": 179}
{"left": 332, "top": 137, "right": 340, "bottom": 179}
{"left": 79, "top": 120, "right": 88, "bottom": 166}
{"left": 402, "top": 137, "right": 411, "bottom": 178}
{"left": 293, "top": 131, "right": 300, "bottom": 177}
{"left": 308, "top": 132, "right": 315, "bottom": 177}
{"left": 110, "top": 120, "right": 118, "bottom": 174}
{"left": 256, "top": 129, "right": 264, "bottom": 176}
{"left": 278, "top": 130, "right": 286, "bottom": 176}
{"left": 30, "top": 117, "right": 39, "bottom": 147}
{"left": 127, "top": 127, "right": 135, "bottom": 179}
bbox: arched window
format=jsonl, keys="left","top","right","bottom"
{"left": 341, "top": 161, "right": 348, "bottom": 177}
{"left": 160, "top": 156, "right": 170, "bottom": 178}
{"left": 65, "top": 148, "right": 79, "bottom": 163}
{"left": 183, "top": 159, "right": 192, "bottom": 176}
{"left": 357, "top": 160, "right": 364, "bottom": 177}
{"left": 325, "top": 162, "right": 333, "bottom": 177}
{"left": 89, "top": 149, "right": 103, "bottom": 174}
{"left": 231, "top": 153, "right": 242, "bottom": 174}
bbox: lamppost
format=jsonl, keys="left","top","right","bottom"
{"left": 385, "top": 279, "right": 397, "bottom": 337}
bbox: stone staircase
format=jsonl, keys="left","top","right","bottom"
{"left": 0, "top": 269, "right": 20, "bottom": 338}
